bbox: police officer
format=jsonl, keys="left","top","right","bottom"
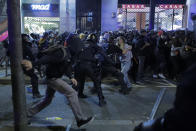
{"left": 74, "top": 33, "right": 107, "bottom": 107}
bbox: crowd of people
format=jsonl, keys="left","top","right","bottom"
{"left": 1, "top": 29, "right": 196, "bottom": 102}
{"left": 0, "top": 28, "right": 196, "bottom": 129}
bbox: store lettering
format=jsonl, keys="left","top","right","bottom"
{"left": 159, "top": 4, "right": 183, "bottom": 9}
{"left": 122, "top": 4, "right": 145, "bottom": 9}
{"left": 31, "top": 4, "right": 50, "bottom": 10}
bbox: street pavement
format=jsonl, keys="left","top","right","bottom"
{"left": 0, "top": 77, "right": 176, "bottom": 131}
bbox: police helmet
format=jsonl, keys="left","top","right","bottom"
{"left": 87, "top": 33, "right": 97, "bottom": 43}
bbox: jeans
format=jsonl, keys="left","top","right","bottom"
{"left": 121, "top": 61, "right": 132, "bottom": 88}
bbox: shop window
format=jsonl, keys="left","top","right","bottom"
{"left": 24, "top": 17, "right": 60, "bottom": 34}
{"left": 118, "top": 5, "right": 184, "bottom": 31}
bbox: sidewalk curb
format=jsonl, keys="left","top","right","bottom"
{"left": 0, "top": 79, "right": 46, "bottom": 85}
{"left": 0, "top": 125, "right": 67, "bottom": 131}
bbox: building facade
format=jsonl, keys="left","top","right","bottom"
{"left": 117, "top": 0, "right": 187, "bottom": 31}
{"left": 66, "top": 0, "right": 188, "bottom": 32}
{"left": 2, "top": 0, "right": 196, "bottom": 36}
{"left": 21, "top": 0, "right": 60, "bottom": 34}
{"left": 187, "top": 0, "right": 196, "bottom": 30}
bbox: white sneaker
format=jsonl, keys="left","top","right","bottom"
{"left": 158, "top": 74, "right": 166, "bottom": 79}
{"left": 153, "top": 74, "right": 158, "bottom": 79}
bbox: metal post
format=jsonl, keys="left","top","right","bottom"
{"left": 191, "top": 14, "right": 196, "bottom": 40}
{"left": 149, "top": 0, "right": 156, "bottom": 30}
{"left": 7, "top": 0, "right": 28, "bottom": 130}
{"left": 140, "top": 13, "right": 142, "bottom": 31}
{"left": 172, "top": 9, "right": 175, "bottom": 30}
{"left": 125, "top": 8, "right": 128, "bottom": 31}
{"left": 157, "top": 12, "right": 160, "bottom": 31}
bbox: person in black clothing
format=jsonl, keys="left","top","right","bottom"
{"left": 74, "top": 33, "right": 107, "bottom": 107}
{"left": 153, "top": 32, "right": 167, "bottom": 79}
{"left": 22, "top": 44, "right": 94, "bottom": 128}
{"left": 135, "top": 30, "right": 151, "bottom": 83}
{"left": 134, "top": 62, "right": 196, "bottom": 131}
{"left": 22, "top": 34, "right": 42, "bottom": 98}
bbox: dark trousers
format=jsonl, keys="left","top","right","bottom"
{"left": 154, "top": 54, "right": 167, "bottom": 74}
{"left": 137, "top": 56, "right": 146, "bottom": 81}
{"left": 102, "top": 65, "right": 128, "bottom": 89}
{"left": 75, "top": 62, "right": 104, "bottom": 100}
{"left": 24, "top": 68, "right": 40, "bottom": 95}
{"left": 170, "top": 56, "right": 184, "bottom": 78}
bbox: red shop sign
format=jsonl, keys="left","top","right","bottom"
{"left": 122, "top": 4, "right": 146, "bottom": 9}
{"left": 159, "top": 4, "right": 184, "bottom": 9}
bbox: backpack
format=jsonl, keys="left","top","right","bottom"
{"left": 41, "top": 44, "right": 68, "bottom": 59}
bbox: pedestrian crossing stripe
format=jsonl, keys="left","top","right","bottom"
{"left": 161, "top": 79, "right": 176, "bottom": 87}
{"left": 157, "top": 85, "right": 176, "bottom": 88}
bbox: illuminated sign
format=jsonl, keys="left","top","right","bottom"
{"left": 31, "top": 4, "right": 50, "bottom": 10}
{"left": 122, "top": 4, "right": 146, "bottom": 9}
{"left": 159, "top": 4, "right": 183, "bottom": 9}
{"left": 0, "top": 31, "right": 8, "bottom": 42}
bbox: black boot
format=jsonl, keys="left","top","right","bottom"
{"left": 99, "top": 98, "right": 107, "bottom": 107}
{"left": 119, "top": 87, "right": 130, "bottom": 95}
{"left": 90, "top": 87, "right": 97, "bottom": 94}
{"left": 78, "top": 93, "right": 88, "bottom": 98}
{"left": 33, "top": 93, "right": 43, "bottom": 99}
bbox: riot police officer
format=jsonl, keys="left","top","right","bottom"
{"left": 74, "top": 33, "right": 107, "bottom": 107}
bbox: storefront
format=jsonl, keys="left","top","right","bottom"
{"left": 22, "top": 1, "right": 60, "bottom": 34}
{"left": 76, "top": 0, "right": 101, "bottom": 32}
{"left": 117, "top": 0, "right": 187, "bottom": 31}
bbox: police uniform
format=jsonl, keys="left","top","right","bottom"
{"left": 75, "top": 37, "right": 106, "bottom": 107}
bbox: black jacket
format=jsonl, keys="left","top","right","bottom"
{"left": 163, "top": 63, "right": 196, "bottom": 131}
{"left": 22, "top": 41, "right": 35, "bottom": 61}
{"left": 136, "top": 35, "right": 150, "bottom": 56}
{"left": 78, "top": 40, "right": 106, "bottom": 63}
{"left": 33, "top": 48, "right": 73, "bottom": 79}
